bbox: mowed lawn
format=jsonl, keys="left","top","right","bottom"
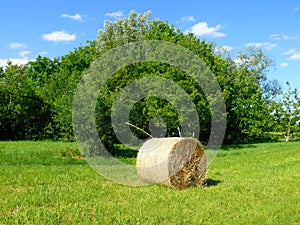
{"left": 0, "top": 141, "right": 299, "bottom": 224}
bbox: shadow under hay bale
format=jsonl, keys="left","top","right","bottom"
{"left": 204, "top": 179, "right": 221, "bottom": 187}
{"left": 136, "top": 137, "right": 207, "bottom": 190}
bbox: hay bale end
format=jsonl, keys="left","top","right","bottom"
{"left": 136, "top": 137, "right": 206, "bottom": 190}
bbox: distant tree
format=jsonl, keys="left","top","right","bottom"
{"left": 273, "top": 82, "right": 300, "bottom": 142}
{"left": 25, "top": 56, "right": 61, "bottom": 139}
{"left": 97, "top": 10, "right": 152, "bottom": 53}
{"left": 0, "top": 45, "right": 99, "bottom": 141}
{"left": 0, "top": 62, "right": 51, "bottom": 140}
{"left": 50, "top": 42, "right": 100, "bottom": 140}
{"left": 222, "top": 48, "right": 276, "bottom": 143}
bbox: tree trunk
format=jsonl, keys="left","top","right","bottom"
{"left": 285, "top": 120, "right": 291, "bottom": 142}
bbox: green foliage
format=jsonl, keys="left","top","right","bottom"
{"left": 272, "top": 82, "right": 300, "bottom": 141}
{"left": 49, "top": 42, "right": 100, "bottom": 141}
{"left": 97, "top": 10, "right": 152, "bottom": 52}
{"left": 0, "top": 10, "right": 298, "bottom": 146}
{"left": 0, "top": 42, "right": 99, "bottom": 141}
{"left": 0, "top": 62, "right": 52, "bottom": 140}
{"left": 94, "top": 10, "right": 278, "bottom": 148}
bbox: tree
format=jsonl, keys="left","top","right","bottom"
{"left": 97, "top": 10, "right": 152, "bottom": 53}
{"left": 49, "top": 42, "right": 100, "bottom": 140}
{"left": 0, "top": 43, "right": 99, "bottom": 141}
{"left": 273, "top": 82, "right": 300, "bottom": 142}
{"left": 219, "top": 47, "right": 277, "bottom": 143}
{"left": 0, "top": 11, "right": 281, "bottom": 146}
{"left": 0, "top": 62, "right": 52, "bottom": 140}
{"left": 93, "top": 10, "right": 278, "bottom": 151}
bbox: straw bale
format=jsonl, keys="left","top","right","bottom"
{"left": 136, "top": 137, "right": 206, "bottom": 190}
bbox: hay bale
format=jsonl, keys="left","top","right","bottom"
{"left": 136, "top": 137, "right": 206, "bottom": 190}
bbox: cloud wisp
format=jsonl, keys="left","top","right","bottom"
{"left": 180, "top": 16, "right": 196, "bottom": 22}
{"left": 18, "top": 51, "right": 31, "bottom": 57}
{"left": 246, "top": 42, "right": 277, "bottom": 51}
{"left": 61, "top": 13, "right": 84, "bottom": 22}
{"left": 185, "top": 22, "right": 226, "bottom": 38}
{"left": 279, "top": 62, "right": 288, "bottom": 67}
{"left": 280, "top": 49, "right": 300, "bottom": 60}
{"left": 9, "top": 42, "right": 28, "bottom": 50}
{"left": 105, "top": 10, "right": 124, "bottom": 18}
{"left": 42, "top": 30, "right": 76, "bottom": 42}
{"left": 281, "top": 49, "right": 296, "bottom": 56}
{"left": 290, "top": 53, "right": 300, "bottom": 60}
{"left": 270, "top": 33, "right": 298, "bottom": 41}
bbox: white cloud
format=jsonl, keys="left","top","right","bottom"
{"left": 61, "top": 13, "right": 84, "bottom": 22}
{"left": 1, "top": 44, "right": 32, "bottom": 67}
{"left": 39, "top": 51, "right": 48, "bottom": 56}
{"left": 270, "top": 33, "right": 297, "bottom": 40}
{"left": 18, "top": 50, "right": 31, "bottom": 57}
{"left": 185, "top": 22, "right": 226, "bottom": 38}
{"left": 180, "top": 16, "right": 196, "bottom": 22}
{"left": 279, "top": 62, "right": 288, "bottom": 67}
{"left": 42, "top": 30, "right": 76, "bottom": 42}
{"left": 281, "top": 49, "right": 300, "bottom": 60}
{"left": 105, "top": 10, "right": 124, "bottom": 18}
{"left": 9, "top": 42, "right": 28, "bottom": 50}
{"left": 246, "top": 42, "right": 277, "bottom": 51}
{"left": 290, "top": 52, "right": 300, "bottom": 60}
{"left": 0, "top": 57, "right": 31, "bottom": 68}
{"left": 281, "top": 49, "right": 296, "bottom": 55}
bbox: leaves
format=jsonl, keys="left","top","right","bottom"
{"left": 1, "top": 11, "right": 297, "bottom": 147}
{"left": 272, "top": 82, "right": 300, "bottom": 141}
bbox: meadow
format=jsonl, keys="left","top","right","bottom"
{"left": 0, "top": 141, "right": 299, "bottom": 224}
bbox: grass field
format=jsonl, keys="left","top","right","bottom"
{"left": 0, "top": 141, "right": 299, "bottom": 224}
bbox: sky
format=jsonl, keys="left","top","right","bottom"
{"left": 1, "top": 0, "right": 299, "bottom": 89}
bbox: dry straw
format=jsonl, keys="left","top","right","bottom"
{"left": 136, "top": 137, "right": 207, "bottom": 190}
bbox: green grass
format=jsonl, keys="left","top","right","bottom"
{"left": 0, "top": 141, "right": 299, "bottom": 224}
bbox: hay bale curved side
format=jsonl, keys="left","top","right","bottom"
{"left": 136, "top": 137, "right": 206, "bottom": 190}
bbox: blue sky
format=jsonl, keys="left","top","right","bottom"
{"left": 1, "top": 0, "right": 299, "bottom": 89}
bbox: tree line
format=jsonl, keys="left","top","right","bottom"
{"left": 0, "top": 11, "right": 299, "bottom": 150}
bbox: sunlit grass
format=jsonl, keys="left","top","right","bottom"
{"left": 0, "top": 141, "right": 299, "bottom": 224}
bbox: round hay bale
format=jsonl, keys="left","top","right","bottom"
{"left": 136, "top": 137, "right": 206, "bottom": 190}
